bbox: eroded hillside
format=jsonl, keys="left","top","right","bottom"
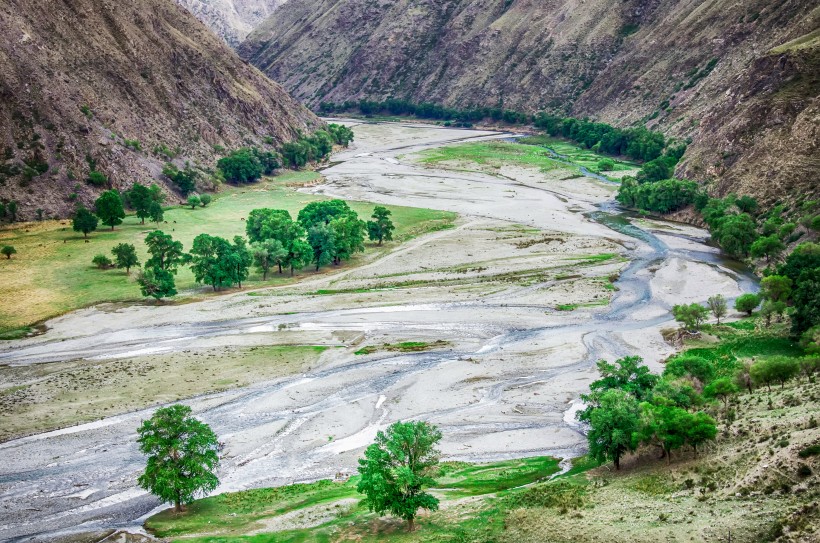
{"left": 240, "top": 0, "right": 820, "bottom": 206}
{"left": 176, "top": 0, "right": 287, "bottom": 46}
{"left": 0, "top": 0, "right": 321, "bottom": 220}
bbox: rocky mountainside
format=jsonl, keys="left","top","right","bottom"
{"left": 175, "top": 0, "right": 287, "bottom": 47}
{"left": 240, "top": 0, "right": 820, "bottom": 206}
{"left": 0, "top": 0, "right": 321, "bottom": 221}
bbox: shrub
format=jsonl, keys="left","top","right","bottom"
{"left": 92, "top": 254, "right": 113, "bottom": 269}
{"left": 734, "top": 293, "right": 761, "bottom": 315}
{"left": 797, "top": 444, "right": 820, "bottom": 458}
{"left": 217, "top": 149, "right": 264, "bottom": 184}
{"left": 199, "top": 194, "right": 212, "bottom": 207}
{"left": 87, "top": 170, "right": 108, "bottom": 186}
{"left": 597, "top": 158, "right": 616, "bottom": 172}
{"left": 1, "top": 245, "right": 16, "bottom": 259}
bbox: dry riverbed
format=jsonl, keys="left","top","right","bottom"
{"left": 0, "top": 121, "right": 750, "bottom": 541}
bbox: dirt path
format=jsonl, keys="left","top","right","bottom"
{"left": 0, "top": 122, "right": 753, "bottom": 541}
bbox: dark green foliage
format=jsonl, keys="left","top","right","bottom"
{"left": 672, "top": 303, "right": 709, "bottom": 332}
{"left": 199, "top": 194, "right": 211, "bottom": 207}
{"left": 367, "top": 206, "right": 395, "bottom": 245}
{"left": 635, "top": 156, "right": 677, "bottom": 183}
{"left": 189, "top": 234, "right": 252, "bottom": 290}
{"left": 187, "top": 195, "right": 200, "bottom": 209}
{"left": 137, "top": 404, "right": 219, "bottom": 512}
{"left": 586, "top": 356, "right": 659, "bottom": 403}
{"left": 616, "top": 178, "right": 700, "bottom": 213}
{"left": 750, "top": 235, "right": 785, "bottom": 263}
{"left": 246, "top": 208, "right": 294, "bottom": 243}
{"left": 144, "top": 231, "right": 186, "bottom": 273}
{"left": 597, "top": 158, "right": 616, "bottom": 172}
{"left": 703, "top": 377, "right": 738, "bottom": 407}
{"left": 2, "top": 245, "right": 17, "bottom": 259}
{"left": 251, "top": 239, "right": 287, "bottom": 279}
{"left": 663, "top": 355, "right": 714, "bottom": 384}
{"left": 585, "top": 389, "right": 641, "bottom": 469}
{"left": 137, "top": 266, "right": 177, "bottom": 299}
{"left": 162, "top": 162, "right": 198, "bottom": 195}
{"left": 734, "top": 293, "right": 761, "bottom": 315}
{"left": 72, "top": 206, "right": 98, "bottom": 238}
{"left": 357, "top": 421, "right": 442, "bottom": 531}
{"left": 790, "top": 268, "right": 820, "bottom": 336}
{"left": 328, "top": 123, "right": 354, "bottom": 146}
{"left": 128, "top": 183, "right": 152, "bottom": 224}
{"left": 280, "top": 132, "right": 333, "bottom": 169}
{"left": 92, "top": 253, "right": 113, "bottom": 269}
{"left": 95, "top": 190, "right": 125, "bottom": 230}
{"left": 330, "top": 214, "right": 366, "bottom": 263}
{"left": 87, "top": 170, "right": 108, "bottom": 187}
{"left": 712, "top": 213, "right": 757, "bottom": 257}
{"left": 307, "top": 223, "right": 335, "bottom": 271}
{"left": 760, "top": 275, "right": 792, "bottom": 303}
{"left": 735, "top": 195, "right": 758, "bottom": 213}
{"left": 298, "top": 200, "right": 353, "bottom": 228}
{"left": 112, "top": 243, "right": 140, "bottom": 274}
{"left": 750, "top": 356, "right": 800, "bottom": 391}
{"left": 217, "top": 149, "right": 263, "bottom": 184}
{"left": 6, "top": 201, "right": 17, "bottom": 222}
{"left": 148, "top": 201, "right": 164, "bottom": 225}
{"left": 798, "top": 444, "right": 820, "bottom": 458}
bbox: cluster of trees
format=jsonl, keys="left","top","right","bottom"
{"left": 579, "top": 355, "right": 719, "bottom": 469}
{"left": 0, "top": 200, "right": 19, "bottom": 223}
{"left": 320, "top": 98, "right": 529, "bottom": 126}
{"left": 216, "top": 125, "right": 354, "bottom": 183}
{"left": 71, "top": 189, "right": 126, "bottom": 237}
{"left": 131, "top": 201, "right": 393, "bottom": 300}
{"left": 617, "top": 178, "right": 700, "bottom": 214}
{"left": 137, "top": 403, "right": 441, "bottom": 532}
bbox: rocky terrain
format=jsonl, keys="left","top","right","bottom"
{"left": 240, "top": 0, "right": 820, "bottom": 207}
{"left": 0, "top": 0, "right": 321, "bottom": 220}
{"left": 175, "top": 0, "right": 287, "bottom": 46}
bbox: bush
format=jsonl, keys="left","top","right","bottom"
{"left": 797, "top": 444, "right": 820, "bottom": 458}
{"left": 217, "top": 149, "right": 264, "bottom": 184}
{"left": 734, "top": 293, "right": 761, "bottom": 315}
{"left": 506, "top": 480, "right": 586, "bottom": 511}
{"left": 87, "top": 170, "right": 108, "bottom": 186}
{"left": 616, "top": 178, "right": 700, "bottom": 214}
{"left": 1, "top": 245, "right": 16, "bottom": 259}
{"left": 92, "top": 254, "right": 113, "bottom": 269}
{"left": 162, "top": 162, "right": 198, "bottom": 195}
{"left": 597, "top": 158, "right": 616, "bottom": 172}
{"left": 199, "top": 194, "right": 212, "bottom": 207}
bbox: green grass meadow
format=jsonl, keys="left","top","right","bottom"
{"left": 0, "top": 172, "right": 456, "bottom": 333}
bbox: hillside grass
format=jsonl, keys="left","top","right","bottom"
{"left": 0, "top": 172, "right": 456, "bottom": 334}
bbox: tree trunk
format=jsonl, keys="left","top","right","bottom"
{"left": 278, "top": 263, "right": 282, "bottom": 274}
{"left": 291, "top": 265, "right": 295, "bottom": 276}
{"left": 263, "top": 269, "right": 268, "bottom": 280}
{"left": 407, "top": 517, "right": 415, "bottom": 532}
{"left": 666, "top": 448, "right": 671, "bottom": 464}
{"left": 614, "top": 455, "right": 620, "bottom": 470}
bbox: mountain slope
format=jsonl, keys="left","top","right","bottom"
{"left": 240, "top": 0, "right": 820, "bottom": 206}
{"left": 0, "top": 0, "right": 321, "bottom": 220}
{"left": 175, "top": 0, "right": 287, "bottom": 46}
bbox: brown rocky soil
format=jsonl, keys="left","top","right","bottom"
{"left": 0, "top": 0, "right": 322, "bottom": 220}
{"left": 239, "top": 0, "right": 820, "bottom": 207}
{"left": 175, "top": 0, "right": 288, "bottom": 46}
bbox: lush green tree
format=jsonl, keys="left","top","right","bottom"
{"left": 7, "top": 201, "right": 17, "bottom": 222}
{"left": 246, "top": 209, "right": 293, "bottom": 243}
{"left": 584, "top": 389, "right": 641, "bottom": 470}
{"left": 685, "top": 412, "right": 717, "bottom": 457}
{"left": 190, "top": 234, "right": 233, "bottom": 291}
{"left": 715, "top": 213, "right": 757, "bottom": 257}
{"left": 735, "top": 195, "right": 758, "bottom": 213}
{"left": 750, "top": 235, "right": 785, "bottom": 263}
{"left": 760, "top": 275, "right": 792, "bottom": 303}
{"left": 187, "top": 195, "right": 201, "bottom": 209}
{"left": 128, "top": 183, "right": 153, "bottom": 224}
{"left": 790, "top": 268, "right": 820, "bottom": 336}
{"left": 616, "top": 178, "right": 699, "bottom": 213}
{"left": 672, "top": 303, "right": 709, "bottom": 332}
{"left": 92, "top": 254, "right": 113, "bottom": 269}
{"left": 307, "top": 224, "right": 335, "bottom": 271}
{"left": 706, "top": 294, "right": 728, "bottom": 325}
{"left": 734, "top": 293, "right": 761, "bottom": 316}
{"left": 149, "top": 201, "right": 164, "bottom": 225}
{"left": 199, "top": 194, "right": 211, "bottom": 207}
{"left": 137, "top": 266, "right": 177, "bottom": 299}
{"left": 230, "top": 236, "right": 252, "bottom": 288}
{"left": 585, "top": 356, "right": 658, "bottom": 402}
{"left": 95, "top": 190, "right": 125, "bottom": 230}
{"left": 137, "top": 404, "right": 219, "bottom": 512}
{"left": 663, "top": 355, "right": 714, "bottom": 385}
{"left": 357, "top": 421, "right": 442, "bottom": 532}
{"left": 760, "top": 300, "right": 787, "bottom": 327}
{"left": 87, "top": 170, "right": 108, "bottom": 187}
{"left": 2, "top": 245, "right": 17, "bottom": 259}
{"left": 251, "top": 239, "right": 287, "bottom": 279}
{"left": 799, "top": 325, "right": 820, "bottom": 355}
{"left": 636, "top": 404, "right": 691, "bottom": 463}
{"left": 217, "top": 149, "right": 264, "bottom": 184}
{"left": 367, "top": 206, "right": 395, "bottom": 245}
{"left": 331, "top": 215, "right": 366, "bottom": 264}
{"left": 72, "top": 206, "right": 99, "bottom": 238}
{"left": 149, "top": 183, "right": 166, "bottom": 205}
{"left": 328, "top": 124, "right": 355, "bottom": 146}
{"left": 112, "top": 243, "right": 140, "bottom": 275}
{"left": 286, "top": 239, "right": 312, "bottom": 276}
{"left": 751, "top": 357, "right": 800, "bottom": 391}
{"left": 703, "top": 377, "right": 738, "bottom": 407}
{"left": 298, "top": 200, "right": 354, "bottom": 229}
{"left": 144, "top": 231, "right": 186, "bottom": 272}
{"left": 650, "top": 378, "right": 702, "bottom": 409}
{"left": 162, "top": 162, "right": 198, "bottom": 195}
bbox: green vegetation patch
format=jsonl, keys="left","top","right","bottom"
{"left": 436, "top": 456, "right": 561, "bottom": 497}
{"left": 354, "top": 340, "right": 450, "bottom": 355}
{"left": 418, "top": 141, "right": 561, "bottom": 172}
{"left": 519, "top": 135, "right": 637, "bottom": 174}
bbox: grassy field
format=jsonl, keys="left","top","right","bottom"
{"left": 145, "top": 456, "right": 562, "bottom": 542}
{"left": 417, "top": 141, "right": 564, "bottom": 172}
{"left": 0, "top": 172, "right": 456, "bottom": 335}
{"left": 517, "top": 135, "right": 638, "bottom": 177}
{"left": 354, "top": 340, "right": 450, "bottom": 356}
{"left": 0, "top": 344, "right": 329, "bottom": 440}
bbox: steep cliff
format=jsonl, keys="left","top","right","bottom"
{"left": 175, "top": 0, "right": 287, "bottom": 46}
{"left": 0, "top": 0, "right": 321, "bottom": 220}
{"left": 240, "top": 0, "right": 820, "bottom": 205}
